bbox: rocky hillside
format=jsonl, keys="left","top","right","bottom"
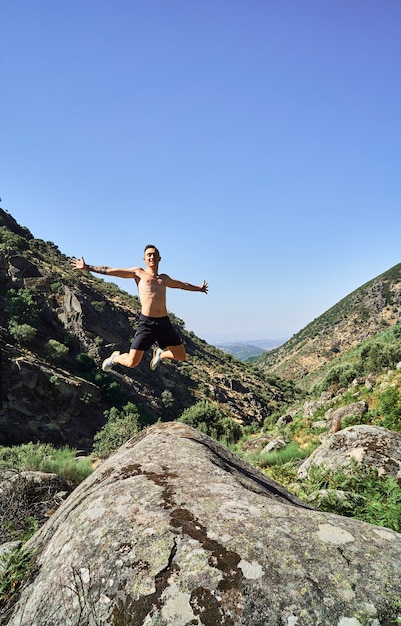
{"left": 259, "top": 262, "right": 401, "bottom": 389}
{"left": 0, "top": 208, "right": 299, "bottom": 449}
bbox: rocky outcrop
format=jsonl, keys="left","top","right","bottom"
{"left": 0, "top": 344, "right": 106, "bottom": 447}
{"left": 5, "top": 423, "right": 401, "bottom": 625}
{"left": 297, "top": 425, "right": 401, "bottom": 482}
{"left": 325, "top": 401, "right": 368, "bottom": 433}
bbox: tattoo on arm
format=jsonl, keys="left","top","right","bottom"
{"left": 88, "top": 265, "right": 109, "bottom": 275}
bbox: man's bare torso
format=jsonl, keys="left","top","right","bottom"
{"left": 135, "top": 268, "right": 169, "bottom": 317}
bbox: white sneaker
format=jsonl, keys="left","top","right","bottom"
{"left": 102, "top": 351, "right": 120, "bottom": 372}
{"left": 150, "top": 347, "right": 163, "bottom": 370}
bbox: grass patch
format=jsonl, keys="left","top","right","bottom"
{"left": 0, "top": 443, "right": 93, "bottom": 487}
{"left": 297, "top": 463, "right": 401, "bottom": 532}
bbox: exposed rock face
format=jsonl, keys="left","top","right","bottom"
{"left": 6, "top": 423, "right": 401, "bottom": 625}
{"left": 0, "top": 345, "right": 106, "bottom": 448}
{"left": 297, "top": 425, "right": 401, "bottom": 483}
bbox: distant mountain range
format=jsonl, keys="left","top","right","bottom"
{"left": 216, "top": 339, "right": 288, "bottom": 361}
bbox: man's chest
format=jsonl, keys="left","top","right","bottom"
{"left": 139, "top": 275, "right": 166, "bottom": 295}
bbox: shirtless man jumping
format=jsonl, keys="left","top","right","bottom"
{"left": 71, "top": 245, "right": 208, "bottom": 372}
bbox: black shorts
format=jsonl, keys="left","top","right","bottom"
{"left": 130, "top": 314, "right": 183, "bottom": 351}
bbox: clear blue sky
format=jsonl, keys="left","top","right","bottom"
{"left": 2, "top": 1, "right": 400, "bottom": 344}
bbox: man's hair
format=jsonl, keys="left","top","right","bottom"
{"left": 144, "top": 244, "right": 160, "bottom": 256}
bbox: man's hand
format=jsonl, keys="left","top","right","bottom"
{"left": 71, "top": 256, "right": 87, "bottom": 271}
{"left": 200, "top": 280, "right": 208, "bottom": 294}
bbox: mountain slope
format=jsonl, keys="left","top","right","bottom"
{"left": 0, "top": 208, "right": 301, "bottom": 448}
{"left": 259, "top": 262, "right": 401, "bottom": 389}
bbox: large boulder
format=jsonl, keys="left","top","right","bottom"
{"left": 4, "top": 423, "right": 401, "bottom": 625}
{"left": 325, "top": 401, "right": 368, "bottom": 433}
{"left": 297, "top": 424, "right": 401, "bottom": 482}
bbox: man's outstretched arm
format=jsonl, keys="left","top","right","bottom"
{"left": 71, "top": 256, "right": 138, "bottom": 278}
{"left": 165, "top": 276, "right": 208, "bottom": 293}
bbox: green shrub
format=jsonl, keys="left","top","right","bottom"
{"left": 76, "top": 352, "right": 96, "bottom": 373}
{"left": 45, "top": 339, "right": 69, "bottom": 364}
{"left": 161, "top": 390, "right": 174, "bottom": 408}
{"left": 318, "top": 364, "right": 360, "bottom": 392}
{"left": 6, "top": 288, "right": 38, "bottom": 324}
{"left": 178, "top": 400, "right": 242, "bottom": 444}
{"left": 8, "top": 321, "right": 37, "bottom": 344}
{"left": 360, "top": 341, "right": 401, "bottom": 374}
{"left": 0, "top": 226, "right": 28, "bottom": 251}
{"left": 50, "top": 281, "right": 63, "bottom": 293}
{"left": 75, "top": 355, "right": 123, "bottom": 406}
{"left": 0, "top": 546, "right": 36, "bottom": 607}
{"left": 93, "top": 403, "right": 142, "bottom": 457}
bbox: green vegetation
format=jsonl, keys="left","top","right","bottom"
{"left": 313, "top": 322, "right": 401, "bottom": 395}
{"left": 0, "top": 546, "right": 37, "bottom": 608}
{"left": 0, "top": 443, "right": 93, "bottom": 545}
{"left": 0, "top": 443, "right": 93, "bottom": 487}
{"left": 244, "top": 440, "right": 316, "bottom": 471}
{"left": 297, "top": 463, "right": 401, "bottom": 532}
{"left": 75, "top": 353, "right": 124, "bottom": 406}
{"left": 6, "top": 287, "right": 39, "bottom": 325}
{"left": 5, "top": 287, "right": 40, "bottom": 345}
{"left": 45, "top": 339, "right": 69, "bottom": 364}
{"left": 93, "top": 402, "right": 143, "bottom": 457}
{"left": 236, "top": 368, "right": 401, "bottom": 533}
{"left": 0, "top": 225, "right": 29, "bottom": 251}
{"left": 370, "top": 386, "right": 401, "bottom": 432}
{"left": 178, "top": 400, "right": 242, "bottom": 444}
{"left": 7, "top": 320, "right": 37, "bottom": 344}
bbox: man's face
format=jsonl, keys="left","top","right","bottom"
{"left": 144, "top": 248, "right": 160, "bottom": 266}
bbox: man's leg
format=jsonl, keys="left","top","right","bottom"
{"left": 150, "top": 343, "right": 186, "bottom": 369}
{"left": 163, "top": 344, "right": 186, "bottom": 362}
{"left": 115, "top": 349, "right": 144, "bottom": 368}
{"left": 103, "top": 349, "right": 144, "bottom": 371}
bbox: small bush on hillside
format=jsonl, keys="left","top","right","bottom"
{"left": 93, "top": 402, "right": 142, "bottom": 457}
{"left": 6, "top": 287, "right": 39, "bottom": 325}
{"left": 45, "top": 339, "right": 69, "bottom": 364}
{"left": 7, "top": 321, "right": 37, "bottom": 344}
{"left": 178, "top": 401, "right": 242, "bottom": 444}
{"left": 76, "top": 352, "right": 96, "bottom": 373}
{"left": 0, "top": 226, "right": 29, "bottom": 251}
{"left": 75, "top": 354, "right": 124, "bottom": 406}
